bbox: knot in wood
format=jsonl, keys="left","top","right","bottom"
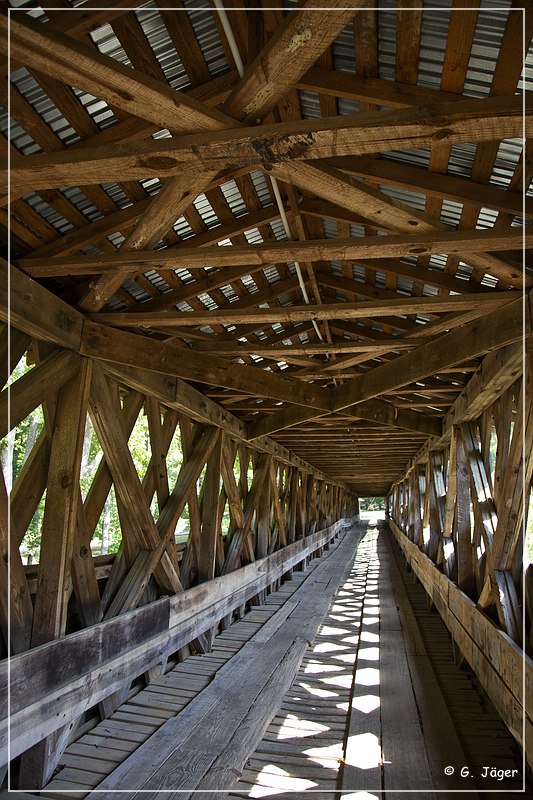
{"left": 138, "top": 156, "right": 180, "bottom": 173}
{"left": 60, "top": 313, "right": 75, "bottom": 332}
{"left": 434, "top": 128, "right": 453, "bottom": 141}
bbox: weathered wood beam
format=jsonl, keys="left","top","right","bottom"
{"left": 189, "top": 338, "right": 426, "bottom": 356}
{"left": 80, "top": 320, "right": 332, "bottom": 409}
{"left": 20, "top": 227, "right": 530, "bottom": 277}
{"left": 445, "top": 343, "right": 524, "bottom": 431}
{"left": 6, "top": 96, "right": 527, "bottom": 191}
{"left": 0, "top": 325, "right": 31, "bottom": 388}
{"left": 92, "top": 292, "right": 517, "bottom": 328}
{"left": 2, "top": 263, "right": 334, "bottom": 413}
{"left": 222, "top": 0, "right": 361, "bottom": 122}
{"left": 389, "top": 342, "right": 524, "bottom": 482}
{"left": 153, "top": 423, "right": 219, "bottom": 586}
{"left": 0, "top": 471, "right": 33, "bottom": 654}
{"left": 296, "top": 65, "right": 477, "bottom": 108}
{"left": 78, "top": 169, "right": 221, "bottom": 312}
{"left": 98, "top": 362, "right": 342, "bottom": 485}
{"left": 1, "top": 12, "right": 240, "bottom": 136}
{"left": 248, "top": 395, "right": 442, "bottom": 440}
{"left": 492, "top": 363, "right": 533, "bottom": 572}
{"left": 326, "top": 154, "right": 533, "bottom": 219}
{"left": 318, "top": 258, "right": 497, "bottom": 297}
{"left": 222, "top": 453, "right": 271, "bottom": 574}
{"left": 88, "top": 365, "right": 182, "bottom": 597}
{"left": 145, "top": 397, "right": 170, "bottom": 515}
{"left": 0, "top": 259, "right": 83, "bottom": 350}
{"left": 30, "top": 358, "right": 93, "bottom": 649}
{"left": 269, "top": 162, "right": 526, "bottom": 287}
{"left": 0, "top": 1, "right": 135, "bottom": 78}
{"left": 28, "top": 198, "right": 152, "bottom": 260}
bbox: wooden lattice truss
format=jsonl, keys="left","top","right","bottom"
{"left": 1, "top": 0, "right": 533, "bottom": 789}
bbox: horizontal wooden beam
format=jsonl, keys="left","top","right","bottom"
{"left": 19, "top": 227, "right": 531, "bottom": 278}
{"left": 249, "top": 396, "right": 442, "bottom": 440}
{"left": 92, "top": 293, "right": 517, "bottom": 328}
{"left": 6, "top": 96, "right": 527, "bottom": 192}
{"left": 1, "top": 263, "right": 346, "bottom": 484}
{"left": 2, "top": 262, "right": 335, "bottom": 410}
{"left": 0, "top": 520, "right": 348, "bottom": 764}
{"left": 271, "top": 162, "right": 527, "bottom": 288}
{"left": 296, "top": 66, "right": 475, "bottom": 109}
{"left": 189, "top": 339, "right": 428, "bottom": 356}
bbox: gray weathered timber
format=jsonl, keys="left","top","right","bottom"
{"left": 0, "top": 520, "right": 349, "bottom": 764}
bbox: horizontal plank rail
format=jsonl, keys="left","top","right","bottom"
{"left": 388, "top": 517, "right": 533, "bottom": 771}
{"left": 0, "top": 518, "right": 352, "bottom": 765}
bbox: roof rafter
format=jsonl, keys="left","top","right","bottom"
{"left": 91, "top": 293, "right": 517, "bottom": 329}
{"left": 20, "top": 227, "right": 530, "bottom": 279}
{"left": 247, "top": 292, "right": 529, "bottom": 439}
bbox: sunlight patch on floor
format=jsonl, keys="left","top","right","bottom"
{"left": 248, "top": 765, "right": 318, "bottom": 797}
{"left": 345, "top": 732, "right": 382, "bottom": 769}
{"left": 303, "top": 661, "right": 345, "bottom": 674}
{"left": 350, "top": 693, "right": 380, "bottom": 714}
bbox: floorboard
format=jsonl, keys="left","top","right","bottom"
{"left": 36, "top": 518, "right": 531, "bottom": 800}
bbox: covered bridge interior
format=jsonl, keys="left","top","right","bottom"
{"left": 1, "top": 0, "right": 533, "bottom": 797}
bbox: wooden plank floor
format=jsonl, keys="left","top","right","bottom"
{"left": 229, "top": 518, "right": 531, "bottom": 800}
{"left": 39, "top": 518, "right": 531, "bottom": 799}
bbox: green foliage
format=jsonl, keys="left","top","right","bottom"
{"left": 2, "top": 356, "right": 45, "bottom": 561}
{"left": 359, "top": 496, "right": 385, "bottom": 511}
{"left": 2, "top": 369, "right": 192, "bottom": 562}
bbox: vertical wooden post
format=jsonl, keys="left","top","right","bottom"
{"left": 454, "top": 428, "right": 475, "bottom": 597}
{"left": 30, "top": 358, "right": 92, "bottom": 647}
{"left": 19, "top": 358, "right": 92, "bottom": 789}
{"left": 0, "top": 469, "right": 33, "bottom": 654}
{"left": 198, "top": 430, "right": 223, "bottom": 584}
